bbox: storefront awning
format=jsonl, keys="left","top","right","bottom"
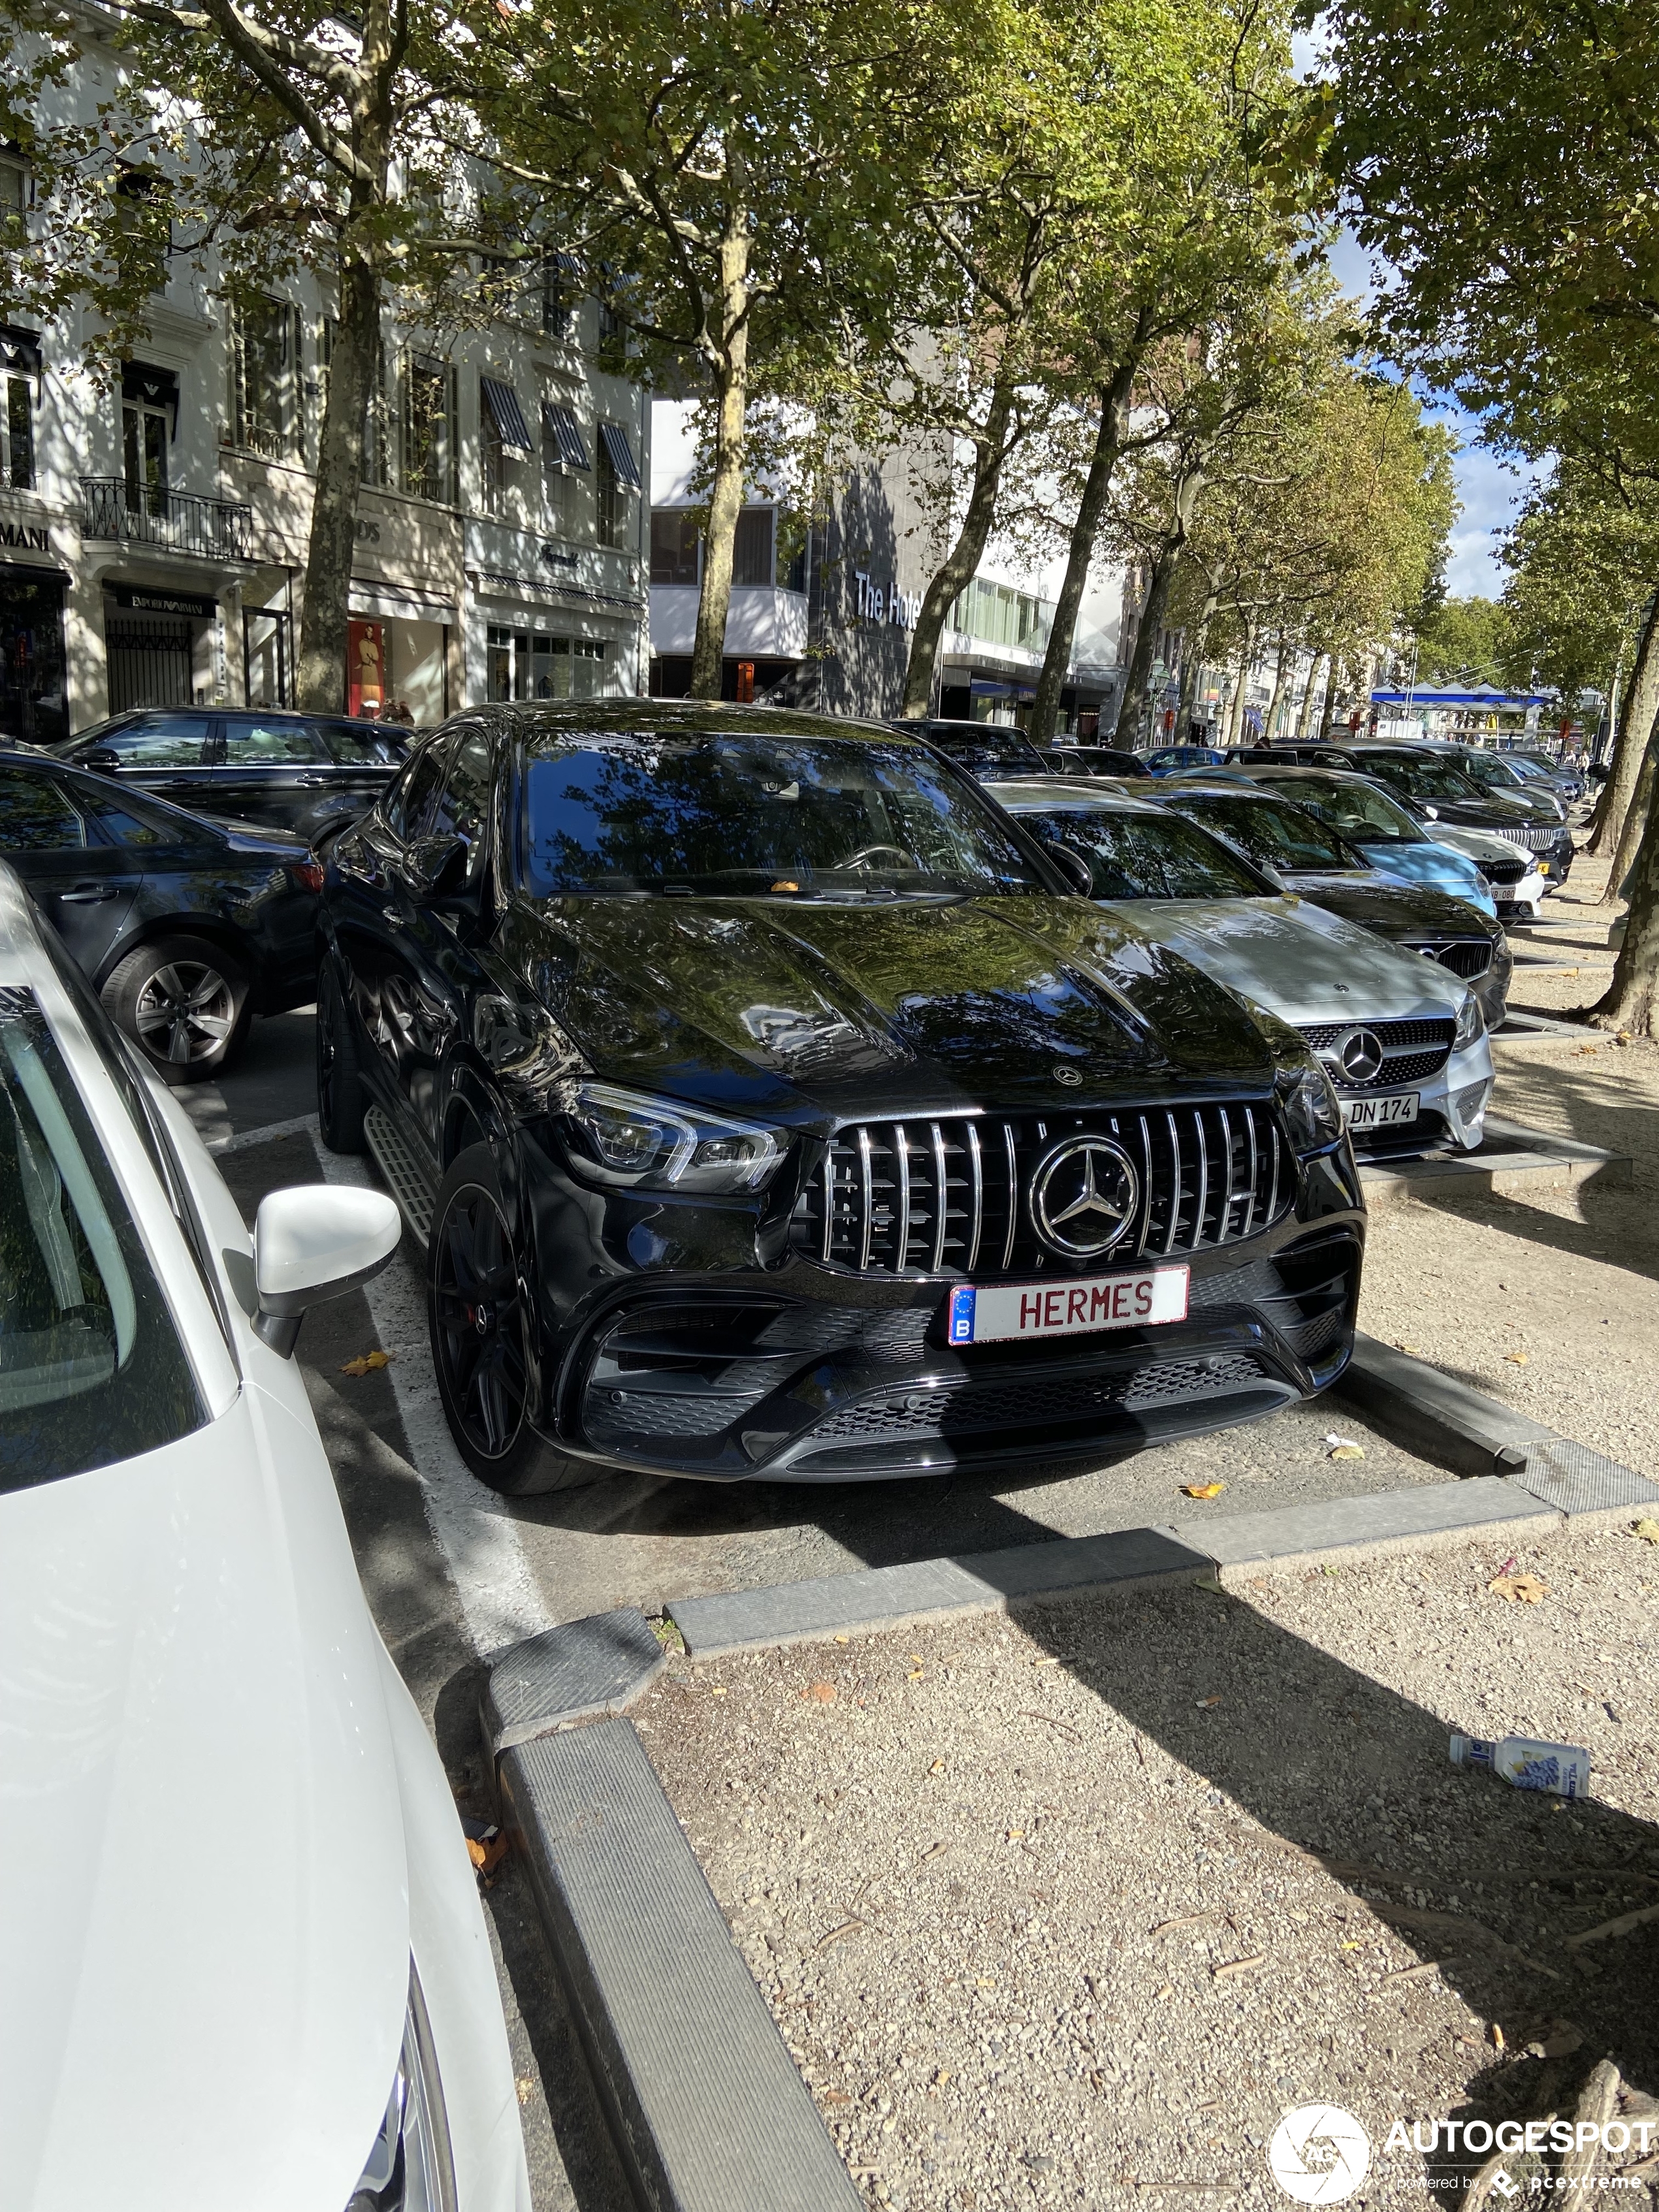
{"left": 481, "top": 376, "right": 535, "bottom": 459}
{"left": 599, "top": 421, "right": 641, "bottom": 489}
{"left": 349, "top": 581, "right": 457, "bottom": 624}
{"left": 542, "top": 402, "right": 590, "bottom": 471}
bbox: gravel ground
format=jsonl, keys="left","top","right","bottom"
{"left": 643, "top": 1522, "right": 1659, "bottom": 2211}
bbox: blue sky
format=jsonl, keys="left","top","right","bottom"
{"left": 1322, "top": 229, "right": 1542, "bottom": 600}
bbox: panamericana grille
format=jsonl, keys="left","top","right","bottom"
{"left": 790, "top": 1102, "right": 1289, "bottom": 1279}
{"left": 1404, "top": 939, "right": 1492, "bottom": 980}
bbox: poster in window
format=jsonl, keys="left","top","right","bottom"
{"left": 347, "top": 618, "right": 384, "bottom": 718}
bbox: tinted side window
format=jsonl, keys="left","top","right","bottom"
{"left": 220, "top": 714, "right": 329, "bottom": 766}
{"left": 82, "top": 717, "right": 213, "bottom": 767}
{"left": 386, "top": 735, "right": 454, "bottom": 841}
{"left": 430, "top": 729, "right": 494, "bottom": 882}
{"left": 315, "top": 720, "right": 406, "bottom": 767}
{"left": 72, "top": 778, "right": 210, "bottom": 851}
{"left": 0, "top": 769, "right": 87, "bottom": 851}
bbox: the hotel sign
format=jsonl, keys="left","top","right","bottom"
{"left": 853, "top": 571, "right": 920, "bottom": 630}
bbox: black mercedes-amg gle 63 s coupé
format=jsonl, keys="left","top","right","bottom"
{"left": 315, "top": 703, "right": 1365, "bottom": 1493}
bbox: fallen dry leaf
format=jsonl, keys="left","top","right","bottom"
{"left": 1398, "top": 1341, "right": 1423, "bottom": 1355}
{"left": 802, "top": 1681, "right": 837, "bottom": 1704}
{"left": 1329, "top": 1443, "right": 1366, "bottom": 1462}
{"left": 1195, "top": 1695, "right": 1223, "bottom": 1709}
{"left": 1505, "top": 1351, "right": 1531, "bottom": 1366}
{"left": 1489, "top": 1572, "right": 1550, "bottom": 1603}
{"left": 1631, "top": 1518, "right": 1659, "bottom": 1545}
{"left": 822, "top": 2090, "right": 852, "bottom": 2106}
{"left": 1181, "top": 1481, "right": 1225, "bottom": 1499}
{"left": 928, "top": 1758, "right": 946, "bottom": 1774}
{"left": 709, "top": 1685, "right": 728, "bottom": 1697}
{"left": 465, "top": 1832, "right": 509, "bottom": 1877}
{"left": 339, "top": 1349, "right": 395, "bottom": 1375}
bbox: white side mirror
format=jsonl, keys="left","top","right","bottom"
{"left": 252, "top": 1185, "right": 402, "bottom": 1357}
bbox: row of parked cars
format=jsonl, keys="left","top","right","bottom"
{"left": 0, "top": 694, "right": 1556, "bottom": 2208}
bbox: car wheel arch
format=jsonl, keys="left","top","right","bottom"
{"left": 93, "top": 912, "right": 255, "bottom": 997}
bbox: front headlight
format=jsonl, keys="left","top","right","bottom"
{"left": 1276, "top": 1063, "right": 1344, "bottom": 1155}
{"left": 564, "top": 1080, "right": 784, "bottom": 1193}
{"left": 1453, "top": 991, "right": 1485, "bottom": 1050}
{"left": 346, "top": 1972, "right": 453, "bottom": 2212}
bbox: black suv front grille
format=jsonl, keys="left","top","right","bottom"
{"left": 790, "top": 1102, "right": 1290, "bottom": 1279}
{"left": 1404, "top": 939, "right": 1492, "bottom": 980}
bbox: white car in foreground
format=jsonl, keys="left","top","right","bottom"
{"left": 0, "top": 867, "right": 529, "bottom": 2212}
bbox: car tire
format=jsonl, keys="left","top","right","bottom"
{"left": 316, "top": 964, "right": 368, "bottom": 1154}
{"left": 101, "top": 935, "right": 250, "bottom": 1087}
{"left": 428, "top": 1144, "right": 605, "bottom": 1495}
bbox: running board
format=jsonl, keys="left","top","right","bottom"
{"left": 364, "top": 1104, "right": 439, "bottom": 1247}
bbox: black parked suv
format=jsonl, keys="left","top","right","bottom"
{"left": 315, "top": 703, "right": 1365, "bottom": 1494}
{"left": 1268, "top": 741, "right": 1575, "bottom": 885}
{"left": 0, "top": 747, "right": 320, "bottom": 1081}
{"left": 54, "top": 707, "right": 410, "bottom": 842}
{"left": 894, "top": 718, "right": 1050, "bottom": 781}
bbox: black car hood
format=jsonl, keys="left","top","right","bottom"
{"left": 504, "top": 895, "right": 1281, "bottom": 1118}
{"left": 1283, "top": 873, "right": 1496, "bottom": 940}
{"left": 1411, "top": 793, "right": 1556, "bottom": 833}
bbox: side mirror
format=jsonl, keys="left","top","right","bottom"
{"left": 81, "top": 747, "right": 121, "bottom": 772}
{"left": 1420, "top": 803, "right": 1439, "bottom": 820}
{"left": 1255, "top": 861, "right": 1288, "bottom": 891}
{"left": 252, "top": 1185, "right": 402, "bottom": 1356}
{"left": 408, "top": 831, "right": 468, "bottom": 896}
{"left": 1044, "top": 841, "right": 1094, "bottom": 897}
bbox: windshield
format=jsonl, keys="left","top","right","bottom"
{"left": 519, "top": 732, "right": 1051, "bottom": 901}
{"left": 1256, "top": 775, "right": 1426, "bottom": 845}
{"left": 1163, "top": 793, "right": 1357, "bottom": 873}
{"left": 920, "top": 724, "right": 1046, "bottom": 773}
{"left": 1355, "top": 752, "right": 1481, "bottom": 802}
{"left": 1453, "top": 752, "right": 1522, "bottom": 790}
{"left": 0, "top": 986, "right": 204, "bottom": 1491}
{"left": 1010, "top": 805, "right": 1269, "bottom": 899}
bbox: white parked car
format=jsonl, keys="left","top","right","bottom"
{"left": 0, "top": 865, "right": 530, "bottom": 2212}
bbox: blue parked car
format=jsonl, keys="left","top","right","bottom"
{"left": 1142, "top": 745, "right": 1225, "bottom": 777}
{"left": 1199, "top": 761, "right": 1500, "bottom": 916}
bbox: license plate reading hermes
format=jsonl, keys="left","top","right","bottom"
{"left": 1341, "top": 1091, "right": 1419, "bottom": 1130}
{"left": 948, "top": 1268, "right": 1189, "bottom": 1346}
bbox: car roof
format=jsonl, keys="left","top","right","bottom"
{"left": 513, "top": 699, "right": 916, "bottom": 745}
{"left": 994, "top": 778, "right": 1162, "bottom": 815}
{"left": 1219, "top": 760, "right": 1400, "bottom": 790}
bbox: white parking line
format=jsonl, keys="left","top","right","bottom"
{"left": 310, "top": 1139, "right": 557, "bottom": 1658}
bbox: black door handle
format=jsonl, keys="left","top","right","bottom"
{"left": 59, "top": 882, "right": 118, "bottom": 903}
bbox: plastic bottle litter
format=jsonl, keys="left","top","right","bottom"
{"left": 1449, "top": 1733, "right": 1590, "bottom": 1798}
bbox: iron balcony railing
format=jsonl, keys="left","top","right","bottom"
{"left": 790, "top": 1101, "right": 1291, "bottom": 1280}
{"left": 78, "top": 477, "right": 252, "bottom": 560}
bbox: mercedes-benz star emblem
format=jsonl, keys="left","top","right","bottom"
{"left": 1053, "top": 1065, "right": 1083, "bottom": 1087}
{"left": 1330, "top": 1027, "right": 1385, "bottom": 1085}
{"left": 1032, "top": 1137, "right": 1139, "bottom": 1259}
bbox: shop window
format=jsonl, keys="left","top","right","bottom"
{"left": 242, "top": 607, "right": 291, "bottom": 707}
{"left": 487, "top": 625, "right": 527, "bottom": 703}
{"left": 402, "top": 353, "right": 456, "bottom": 505}
{"left": 733, "top": 506, "right": 774, "bottom": 588}
{"left": 347, "top": 619, "right": 385, "bottom": 718}
{"left": 650, "top": 511, "right": 699, "bottom": 586}
{"left": 530, "top": 634, "right": 571, "bottom": 699}
{"left": 573, "top": 639, "right": 605, "bottom": 698}
{"left": 481, "top": 376, "right": 533, "bottom": 518}
{"left": 229, "top": 295, "right": 299, "bottom": 460}
{"left": 322, "top": 316, "right": 389, "bottom": 486}
{"left": 1, "top": 327, "right": 37, "bottom": 491}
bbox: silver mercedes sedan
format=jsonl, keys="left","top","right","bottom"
{"left": 995, "top": 781, "right": 1494, "bottom": 1160}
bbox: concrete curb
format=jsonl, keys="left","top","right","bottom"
{"left": 498, "top": 1719, "right": 862, "bottom": 2212}
{"left": 1357, "top": 1115, "right": 1631, "bottom": 1208}
{"left": 481, "top": 1608, "right": 666, "bottom": 1757}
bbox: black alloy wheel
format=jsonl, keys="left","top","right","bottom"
{"left": 427, "top": 1145, "right": 600, "bottom": 1494}
{"left": 316, "top": 965, "right": 367, "bottom": 1153}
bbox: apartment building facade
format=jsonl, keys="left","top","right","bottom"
{"left": 0, "top": 66, "right": 649, "bottom": 746}
{"left": 647, "top": 400, "right": 1135, "bottom": 731}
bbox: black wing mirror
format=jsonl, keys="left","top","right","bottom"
{"left": 408, "top": 831, "right": 468, "bottom": 896}
{"left": 81, "top": 747, "right": 121, "bottom": 773}
{"left": 1044, "top": 841, "right": 1094, "bottom": 897}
